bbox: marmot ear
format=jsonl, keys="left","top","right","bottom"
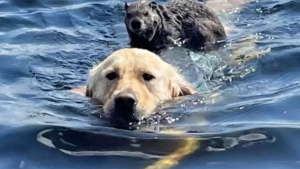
{"left": 149, "top": 1, "right": 158, "bottom": 10}
{"left": 125, "top": 2, "right": 129, "bottom": 12}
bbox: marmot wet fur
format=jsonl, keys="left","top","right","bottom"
{"left": 124, "top": 0, "right": 226, "bottom": 54}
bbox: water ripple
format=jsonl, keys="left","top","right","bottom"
{"left": 0, "top": 0, "right": 299, "bottom": 146}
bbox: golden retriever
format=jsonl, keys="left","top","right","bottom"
{"left": 71, "top": 48, "right": 196, "bottom": 126}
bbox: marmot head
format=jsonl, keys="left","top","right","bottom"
{"left": 124, "top": 1, "right": 163, "bottom": 42}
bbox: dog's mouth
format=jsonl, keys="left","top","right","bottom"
{"left": 109, "top": 107, "right": 140, "bottom": 128}
{"left": 145, "top": 29, "right": 156, "bottom": 41}
{"left": 130, "top": 29, "right": 143, "bottom": 35}
{"left": 131, "top": 28, "right": 155, "bottom": 42}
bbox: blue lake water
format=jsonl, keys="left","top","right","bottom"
{"left": 1, "top": 0, "right": 300, "bottom": 169}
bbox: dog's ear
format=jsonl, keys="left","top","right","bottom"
{"left": 170, "top": 81, "right": 196, "bottom": 97}
{"left": 168, "top": 73, "right": 197, "bottom": 97}
{"left": 125, "top": 2, "right": 129, "bottom": 12}
{"left": 155, "top": 3, "right": 169, "bottom": 21}
{"left": 85, "top": 86, "right": 93, "bottom": 98}
{"left": 149, "top": 1, "right": 158, "bottom": 10}
{"left": 70, "top": 86, "right": 93, "bottom": 98}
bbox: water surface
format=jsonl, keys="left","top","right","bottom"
{"left": 0, "top": 0, "right": 300, "bottom": 168}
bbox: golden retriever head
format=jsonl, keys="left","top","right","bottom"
{"left": 83, "top": 48, "right": 196, "bottom": 126}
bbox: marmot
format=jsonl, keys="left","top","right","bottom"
{"left": 124, "top": 0, "right": 226, "bottom": 54}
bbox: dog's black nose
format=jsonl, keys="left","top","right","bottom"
{"left": 115, "top": 91, "right": 137, "bottom": 109}
{"left": 111, "top": 91, "right": 139, "bottom": 127}
{"left": 131, "top": 19, "right": 142, "bottom": 30}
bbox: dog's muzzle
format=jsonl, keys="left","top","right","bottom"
{"left": 111, "top": 89, "right": 139, "bottom": 126}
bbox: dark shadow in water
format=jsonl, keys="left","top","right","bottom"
{"left": 1, "top": 124, "right": 300, "bottom": 169}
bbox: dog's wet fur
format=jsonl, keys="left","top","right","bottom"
{"left": 70, "top": 0, "right": 259, "bottom": 128}
{"left": 124, "top": 0, "right": 226, "bottom": 54}
{"left": 71, "top": 48, "right": 196, "bottom": 127}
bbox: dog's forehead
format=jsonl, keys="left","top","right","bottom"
{"left": 104, "top": 49, "right": 166, "bottom": 72}
{"left": 128, "top": 1, "right": 151, "bottom": 10}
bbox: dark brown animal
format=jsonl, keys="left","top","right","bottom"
{"left": 124, "top": 0, "right": 226, "bottom": 54}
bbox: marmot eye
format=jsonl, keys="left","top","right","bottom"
{"left": 106, "top": 72, "right": 118, "bottom": 80}
{"left": 143, "top": 73, "right": 154, "bottom": 81}
{"left": 143, "top": 11, "right": 149, "bottom": 16}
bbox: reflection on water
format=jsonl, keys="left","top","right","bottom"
{"left": 36, "top": 126, "right": 274, "bottom": 157}
{"left": 0, "top": 124, "right": 290, "bottom": 169}
{"left": 1, "top": 0, "right": 300, "bottom": 168}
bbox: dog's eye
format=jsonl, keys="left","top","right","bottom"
{"left": 143, "top": 73, "right": 154, "bottom": 81}
{"left": 143, "top": 11, "right": 149, "bottom": 16}
{"left": 106, "top": 72, "right": 118, "bottom": 80}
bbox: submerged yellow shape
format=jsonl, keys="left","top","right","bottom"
{"left": 145, "top": 134, "right": 200, "bottom": 169}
